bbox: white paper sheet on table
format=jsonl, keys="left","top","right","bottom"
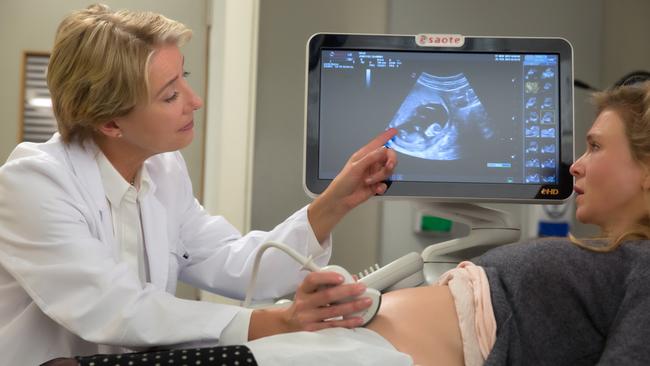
{"left": 246, "top": 327, "right": 414, "bottom": 366}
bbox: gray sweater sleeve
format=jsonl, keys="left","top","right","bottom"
{"left": 475, "top": 239, "right": 650, "bottom": 366}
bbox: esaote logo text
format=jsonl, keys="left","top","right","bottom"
{"left": 416, "top": 34, "right": 465, "bottom": 47}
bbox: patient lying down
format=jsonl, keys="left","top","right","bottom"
{"left": 245, "top": 284, "right": 465, "bottom": 366}
{"left": 247, "top": 262, "right": 484, "bottom": 366}
{"left": 251, "top": 235, "right": 650, "bottom": 366}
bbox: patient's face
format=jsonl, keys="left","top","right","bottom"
{"left": 570, "top": 109, "right": 647, "bottom": 233}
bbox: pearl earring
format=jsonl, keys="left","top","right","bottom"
{"left": 116, "top": 132, "right": 122, "bottom": 138}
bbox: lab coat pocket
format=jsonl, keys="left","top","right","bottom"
{"left": 167, "top": 241, "right": 191, "bottom": 293}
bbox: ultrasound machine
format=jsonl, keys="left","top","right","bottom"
{"left": 245, "top": 33, "right": 574, "bottom": 325}
{"left": 305, "top": 32, "right": 573, "bottom": 282}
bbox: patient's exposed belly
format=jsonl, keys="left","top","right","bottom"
{"left": 365, "top": 285, "right": 464, "bottom": 366}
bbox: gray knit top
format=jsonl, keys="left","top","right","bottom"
{"left": 476, "top": 239, "right": 650, "bottom": 365}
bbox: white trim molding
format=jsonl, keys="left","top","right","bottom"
{"left": 203, "top": 0, "right": 259, "bottom": 233}
{"left": 202, "top": 0, "right": 259, "bottom": 304}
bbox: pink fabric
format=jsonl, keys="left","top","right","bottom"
{"left": 438, "top": 261, "right": 496, "bottom": 365}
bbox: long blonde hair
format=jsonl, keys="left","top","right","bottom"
{"left": 572, "top": 81, "right": 650, "bottom": 252}
{"left": 47, "top": 4, "right": 192, "bottom": 143}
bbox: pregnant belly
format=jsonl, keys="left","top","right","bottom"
{"left": 365, "top": 285, "right": 464, "bottom": 366}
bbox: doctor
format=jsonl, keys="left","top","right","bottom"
{"left": 0, "top": 4, "right": 397, "bottom": 365}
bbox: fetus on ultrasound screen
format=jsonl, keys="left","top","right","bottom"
{"left": 385, "top": 72, "right": 495, "bottom": 161}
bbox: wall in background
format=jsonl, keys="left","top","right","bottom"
{"left": 601, "top": 0, "right": 650, "bottom": 87}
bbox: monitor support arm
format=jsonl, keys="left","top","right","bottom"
{"left": 420, "top": 202, "right": 521, "bottom": 283}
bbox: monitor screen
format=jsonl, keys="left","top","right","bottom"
{"left": 304, "top": 34, "right": 574, "bottom": 202}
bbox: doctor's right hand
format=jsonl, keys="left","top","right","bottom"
{"left": 248, "top": 271, "right": 371, "bottom": 340}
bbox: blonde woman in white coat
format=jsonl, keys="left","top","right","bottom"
{"left": 0, "top": 4, "right": 397, "bottom": 365}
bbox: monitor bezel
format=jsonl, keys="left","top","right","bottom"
{"left": 304, "top": 33, "right": 574, "bottom": 203}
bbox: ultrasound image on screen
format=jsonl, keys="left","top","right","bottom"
{"left": 385, "top": 72, "right": 495, "bottom": 161}
{"left": 318, "top": 50, "right": 559, "bottom": 184}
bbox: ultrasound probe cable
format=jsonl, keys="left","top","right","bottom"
{"left": 242, "top": 241, "right": 321, "bottom": 308}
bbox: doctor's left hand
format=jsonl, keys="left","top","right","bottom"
{"left": 307, "top": 128, "right": 398, "bottom": 243}
{"left": 248, "top": 270, "right": 371, "bottom": 340}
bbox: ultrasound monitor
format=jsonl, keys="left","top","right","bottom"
{"left": 304, "top": 33, "right": 574, "bottom": 203}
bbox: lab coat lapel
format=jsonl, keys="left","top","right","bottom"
{"left": 139, "top": 194, "right": 170, "bottom": 289}
{"left": 64, "top": 138, "right": 118, "bottom": 258}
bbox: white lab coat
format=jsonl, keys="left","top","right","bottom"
{"left": 0, "top": 134, "right": 331, "bottom": 365}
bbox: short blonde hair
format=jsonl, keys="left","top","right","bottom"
{"left": 572, "top": 81, "right": 650, "bottom": 252}
{"left": 47, "top": 4, "right": 192, "bottom": 143}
